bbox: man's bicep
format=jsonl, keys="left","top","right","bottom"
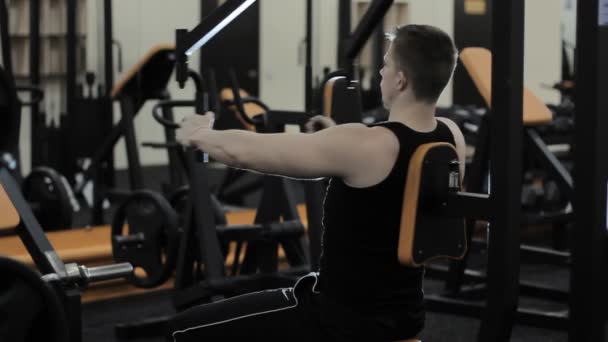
{"left": 243, "top": 124, "right": 372, "bottom": 179}
{"left": 301, "top": 124, "right": 373, "bottom": 178}
{"left": 313, "top": 125, "right": 400, "bottom": 186}
{"left": 249, "top": 131, "right": 352, "bottom": 179}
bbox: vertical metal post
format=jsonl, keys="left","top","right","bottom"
{"left": 66, "top": 0, "right": 77, "bottom": 119}
{"left": 479, "top": 0, "right": 524, "bottom": 341}
{"left": 570, "top": 0, "right": 607, "bottom": 340}
{"left": 63, "top": 288, "right": 83, "bottom": 342}
{"left": 305, "top": 0, "right": 313, "bottom": 112}
{"left": 200, "top": 0, "right": 219, "bottom": 72}
{"left": 103, "top": 0, "right": 113, "bottom": 95}
{"left": 119, "top": 98, "right": 143, "bottom": 190}
{"left": 102, "top": 0, "right": 115, "bottom": 187}
{"left": 338, "top": 0, "right": 351, "bottom": 72}
{"left": 372, "top": 17, "right": 385, "bottom": 74}
{"left": 29, "top": 0, "right": 41, "bottom": 167}
{"left": 0, "top": 0, "right": 13, "bottom": 76}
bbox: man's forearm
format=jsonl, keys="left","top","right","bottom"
{"left": 192, "top": 129, "right": 255, "bottom": 168}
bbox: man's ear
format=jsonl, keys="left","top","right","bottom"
{"left": 397, "top": 71, "right": 408, "bottom": 91}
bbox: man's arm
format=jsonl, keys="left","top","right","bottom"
{"left": 178, "top": 114, "right": 398, "bottom": 182}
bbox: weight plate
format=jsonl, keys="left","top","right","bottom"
{"left": 22, "top": 167, "right": 73, "bottom": 230}
{"left": 111, "top": 190, "right": 179, "bottom": 288}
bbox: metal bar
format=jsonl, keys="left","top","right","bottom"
{"left": 425, "top": 295, "right": 485, "bottom": 318}
{"left": 66, "top": 0, "right": 77, "bottom": 119}
{"left": 304, "top": 181, "right": 324, "bottom": 271}
{"left": 119, "top": 98, "right": 143, "bottom": 190}
{"left": 519, "top": 243, "right": 570, "bottom": 266}
{"left": 305, "top": 0, "right": 313, "bottom": 112}
{"left": 188, "top": 148, "right": 226, "bottom": 280}
{"left": 103, "top": 0, "right": 116, "bottom": 188}
{"left": 516, "top": 308, "right": 569, "bottom": 331}
{"left": 446, "top": 115, "right": 491, "bottom": 293}
{"left": 179, "top": 0, "right": 249, "bottom": 56}
{"left": 470, "top": 238, "right": 570, "bottom": 266}
{"left": 63, "top": 288, "right": 83, "bottom": 342}
{"left": 278, "top": 178, "right": 308, "bottom": 267}
{"left": 480, "top": 0, "right": 525, "bottom": 340}
{"left": 344, "top": 0, "right": 394, "bottom": 61}
{"left": 0, "top": 169, "right": 65, "bottom": 275}
{"left": 200, "top": 0, "right": 219, "bottom": 73}
{"left": 264, "top": 110, "right": 311, "bottom": 126}
{"left": 337, "top": 0, "right": 351, "bottom": 71}
{"left": 570, "top": 0, "right": 607, "bottom": 340}
{"left": 519, "top": 281, "right": 569, "bottom": 303}
{"left": 525, "top": 128, "right": 573, "bottom": 198}
{"left": 428, "top": 263, "right": 569, "bottom": 302}
{"left": 372, "top": 16, "right": 385, "bottom": 75}
{"left": 426, "top": 295, "right": 569, "bottom": 331}
{"left": 161, "top": 103, "right": 186, "bottom": 189}
{"left": 0, "top": 0, "right": 13, "bottom": 76}
{"left": 104, "top": 0, "right": 113, "bottom": 95}
{"left": 29, "top": 0, "right": 41, "bottom": 167}
{"left": 445, "top": 192, "right": 491, "bottom": 221}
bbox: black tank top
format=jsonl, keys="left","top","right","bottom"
{"left": 318, "top": 120, "right": 455, "bottom": 315}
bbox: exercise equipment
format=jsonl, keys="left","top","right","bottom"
{"left": 0, "top": 168, "right": 134, "bottom": 342}
{"left": 0, "top": 64, "right": 76, "bottom": 231}
{"left": 73, "top": 44, "right": 176, "bottom": 224}
{"left": 432, "top": 46, "right": 576, "bottom": 334}
{"left": 114, "top": 71, "right": 305, "bottom": 339}
{"left": 0, "top": 256, "right": 69, "bottom": 342}
{"left": 22, "top": 167, "right": 75, "bottom": 231}
{"left": 111, "top": 190, "right": 180, "bottom": 288}
{"left": 399, "top": 143, "right": 467, "bottom": 267}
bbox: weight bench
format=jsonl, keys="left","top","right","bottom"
{"left": 76, "top": 44, "right": 176, "bottom": 222}
{"left": 460, "top": 48, "right": 573, "bottom": 221}
{"left": 444, "top": 47, "right": 574, "bottom": 293}
{"left": 0, "top": 181, "right": 19, "bottom": 231}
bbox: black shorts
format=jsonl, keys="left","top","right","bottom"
{"left": 167, "top": 273, "right": 423, "bottom": 341}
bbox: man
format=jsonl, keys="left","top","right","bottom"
{"left": 170, "top": 24, "right": 465, "bottom": 342}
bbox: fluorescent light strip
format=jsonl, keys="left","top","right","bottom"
{"left": 185, "top": 0, "right": 256, "bottom": 56}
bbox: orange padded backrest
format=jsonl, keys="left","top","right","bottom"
{"left": 111, "top": 44, "right": 175, "bottom": 99}
{"left": 459, "top": 47, "right": 553, "bottom": 126}
{"left": 398, "top": 143, "right": 467, "bottom": 267}
{"left": 0, "top": 184, "right": 20, "bottom": 230}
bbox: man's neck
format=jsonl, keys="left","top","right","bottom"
{"left": 388, "top": 98, "right": 437, "bottom": 132}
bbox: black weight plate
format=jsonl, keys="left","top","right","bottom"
{"left": 22, "top": 167, "right": 73, "bottom": 230}
{"left": 0, "top": 256, "right": 69, "bottom": 342}
{"left": 111, "top": 190, "right": 179, "bottom": 288}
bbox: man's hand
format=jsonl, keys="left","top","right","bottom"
{"left": 176, "top": 112, "right": 215, "bottom": 147}
{"left": 305, "top": 115, "right": 336, "bottom": 133}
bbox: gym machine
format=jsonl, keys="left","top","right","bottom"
{"left": 0, "top": 168, "right": 134, "bottom": 342}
